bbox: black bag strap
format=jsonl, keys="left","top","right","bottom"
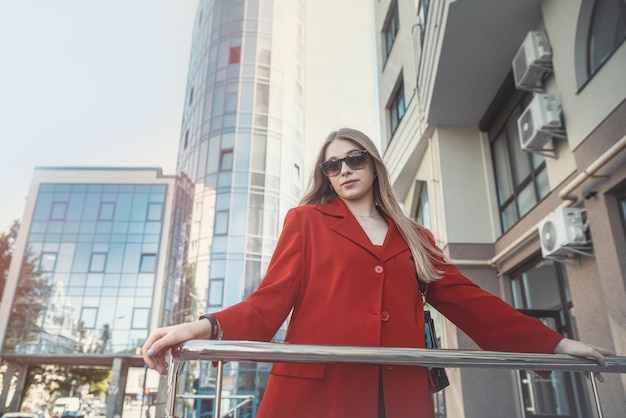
{"left": 418, "top": 279, "right": 426, "bottom": 295}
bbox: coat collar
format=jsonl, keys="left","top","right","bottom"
{"left": 314, "top": 198, "right": 410, "bottom": 262}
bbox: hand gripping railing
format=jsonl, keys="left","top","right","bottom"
{"left": 167, "top": 340, "right": 626, "bottom": 418}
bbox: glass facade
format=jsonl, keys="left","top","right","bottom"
{"left": 164, "top": 0, "right": 306, "bottom": 415}
{"left": 3, "top": 179, "right": 171, "bottom": 356}
{"left": 491, "top": 94, "right": 549, "bottom": 233}
{"left": 166, "top": 0, "right": 305, "bottom": 332}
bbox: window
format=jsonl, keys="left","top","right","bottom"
{"left": 139, "top": 254, "right": 157, "bottom": 273}
{"left": 220, "top": 149, "right": 234, "bottom": 171}
{"left": 387, "top": 76, "right": 406, "bottom": 137}
{"left": 382, "top": 1, "right": 399, "bottom": 60}
{"left": 215, "top": 210, "right": 229, "bottom": 235}
{"left": 50, "top": 202, "right": 67, "bottom": 220}
{"left": 245, "top": 259, "right": 262, "bottom": 298}
{"left": 225, "top": 92, "right": 237, "bottom": 113}
{"left": 132, "top": 308, "right": 149, "bottom": 329}
{"left": 491, "top": 96, "right": 549, "bottom": 233}
{"left": 417, "top": 0, "right": 431, "bottom": 45}
{"left": 39, "top": 252, "right": 58, "bottom": 272}
{"left": 411, "top": 180, "right": 431, "bottom": 229}
{"left": 79, "top": 308, "right": 97, "bottom": 329}
{"left": 99, "top": 202, "right": 115, "bottom": 220}
{"left": 510, "top": 259, "right": 593, "bottom": 417}
{"left": 255, "top": 82, "right": 270, "bottom": 114}
{"left": 89, "top": 253, "right": 107, "bottom": 272}
{"left": 147, "top": 202, "right": 163, "bottom": 221}
{"left": 248, "top": 194, "right": 264, "bottom": 236}
{"left": 208, "top": 279, "right": 225, "bottom": 306}
{"left": 588, "top": 0, "right": 626, "bottom": 76}
{"left": 229, "top": 46, "right": 241, "bottom": 64}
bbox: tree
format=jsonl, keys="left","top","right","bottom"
{"left": 1, "top": 221, "right": 52, "bottom": 353}
{"left": 0, "top": 221, "right": 19, "bottom": 301}
{"left": 25, "top": 365, "right": 112, "bottom": 399}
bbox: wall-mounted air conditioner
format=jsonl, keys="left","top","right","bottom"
{"left": 518, "top": 93, "right": 563, "bottom": 152}
{"left": 512, "top": 31, "right": 553, "bottom": 91}
{"left": 538, "top": 207, "right": 588, "bottom": 258}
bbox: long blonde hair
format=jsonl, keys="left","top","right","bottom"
{"left": 300, "top": 128, "right": 443, "bottom": 282}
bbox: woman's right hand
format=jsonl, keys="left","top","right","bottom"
{"left": 142, "top": 320, "right": 212, "bottom": 375}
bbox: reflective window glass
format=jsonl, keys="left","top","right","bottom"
{"left": 139, "top": 254, "right": 156, "bottom": 273}
{"left": 388, "top": 77, "right": 405, "bottom": 137}
{"left": 132, "top": 308, "right": 150, "bottom": 329}
{"left": 209, "top": 279, "right": 224, "bottom": 306}
{"left": 51, "top": 202, "right": 68, "bottom": 220}
{"left": 490, "top": 94, "right": 548, "bottom": 233}
{"left": 40, "top": 253, "right": 58, "bottom": 272}
{"left": 80, "top": 308, "right": 98, "bottom": 329}
{"left": 99, "top": 202, "right": 115, "bottom": 220}
{"left": 147, "top": 202, "right": 162, "bottom": 221}
{"left": 90, "top": 253, "right": 107, "bottom": 272}
{"left": 210, "top": 259, "right": 226, "bottom": 278}
{"left": 220, "top": 150, "right": 234, "bottom": 171}
{"left": 588, "top": 0, "right": 626, "bottom": 75}
{"left": 215, "top": 211, "right": 229, "bottom": 235}
{"left": 382, "top": 1, "right": 399, "bottom": 60}
{"left": 131, "top": 195, "right": 148, "bottom": 221}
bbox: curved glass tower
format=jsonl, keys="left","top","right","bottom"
{"left": 164, "top": 0, "right": 306, "bottom": 414}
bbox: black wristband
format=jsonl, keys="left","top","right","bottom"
{"left": 199, "top": 314, "right": 223, "bottom": 340}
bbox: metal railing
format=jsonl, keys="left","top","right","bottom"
{"left": 167, "top": 340, "right": 626, "bottom": 418}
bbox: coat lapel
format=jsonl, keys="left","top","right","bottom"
{"left": 378, "top": 212, "right": 412, "bottom": 262}
{"left": 315, "top": 199, "right": 410, "bottom": 262}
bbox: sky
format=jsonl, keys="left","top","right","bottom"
{"left": 0, "top": 0, "right": 379, "bottom": 231}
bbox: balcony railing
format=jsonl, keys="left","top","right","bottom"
{"left": 167, "top": 340, "right": 626, "bottom": 418}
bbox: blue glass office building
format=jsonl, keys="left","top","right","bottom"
{"left": 0, "top": 168, "right": 175, "bottom": 357}
{"left": 162, "top": 0, "right": 306, "bottom": 415}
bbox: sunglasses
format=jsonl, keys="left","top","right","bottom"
{"left": 320, "top": 150, "right": 369, "bottom": 177}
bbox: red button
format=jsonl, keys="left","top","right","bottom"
{"left": 374, "top": 265, "right": 384, "bottom": 274}
{"left": 385, "top": 365, "right": 394, "bottom": 370}
{"left": 381, "top": 311, "right": 390, "bottom": 321}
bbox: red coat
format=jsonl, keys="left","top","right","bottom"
{"left": 214, "top": 198, "right": 563, "bottom": 418}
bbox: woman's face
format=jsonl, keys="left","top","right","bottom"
{"left": 323, "top": 138, "right": 376, "bottom": 204}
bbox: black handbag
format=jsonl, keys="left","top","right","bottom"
{"left": 419, "top": 280, "right": 450, "bottom": 393}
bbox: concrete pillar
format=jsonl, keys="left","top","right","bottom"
{"left": 7, "top": 364, "right": 29, "bottom": 412}
{"left": 0, "top": 362, "right": 17, "bottom": 413}
{"left": 106, "top": 358, "right": 129, "bottom": 418}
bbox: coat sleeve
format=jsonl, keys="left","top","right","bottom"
{"left": 212, "top": 208, "right": 303, "bottom": 341}
{"left": 420, "top": 227, "right": 564, "bottom": 354}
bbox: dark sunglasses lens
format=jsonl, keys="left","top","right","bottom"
{"left": 345, "top": 153, "right": 367, "bottom": 169}
{"left": 322, "top": 160, "right": 341, "bottom": 176}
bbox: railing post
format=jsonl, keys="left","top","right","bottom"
{"left": 214, "top": 360, "right": 224, "bottom": 418}
{"left": 166, "top": 359, "right": 183, "bottom": 418}
{"left": 589, "top": 373, "right": 603, "bottom": 418}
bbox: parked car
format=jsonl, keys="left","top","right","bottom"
{"left": 1, "top": 413, "right": 43, "bottom": 418}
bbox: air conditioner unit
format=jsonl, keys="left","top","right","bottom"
{"left": 538, "top": 207, "right": 587, "bottom": 258}
{"left": 512, "top": 31, "right": 553, "bottom": 91}
{"left": 518, "top": 93, "right": 563, "bottom": 151}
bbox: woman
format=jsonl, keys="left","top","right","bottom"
{"left": 143, "top": 128, "right": 613, "bottom": 418}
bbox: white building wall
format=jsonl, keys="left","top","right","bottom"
{"left": 543, "top": 0, "right": 626, "bottom": 149}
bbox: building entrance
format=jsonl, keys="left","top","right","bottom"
{"left": 510, "top": 259, "right": 593, "bottom": 418}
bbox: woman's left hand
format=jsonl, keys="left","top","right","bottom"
{"left": 553, "top": 338, "right": 615, "bottom": 382}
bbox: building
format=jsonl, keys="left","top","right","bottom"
{"left": 374, "top": 0, "right": 626, "bottom": 417}
{"left": 159, "top": 0, "right": 306, "bottom": 416}
{"left": 0, "top": 167, "right": 175, "bottom": 417}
